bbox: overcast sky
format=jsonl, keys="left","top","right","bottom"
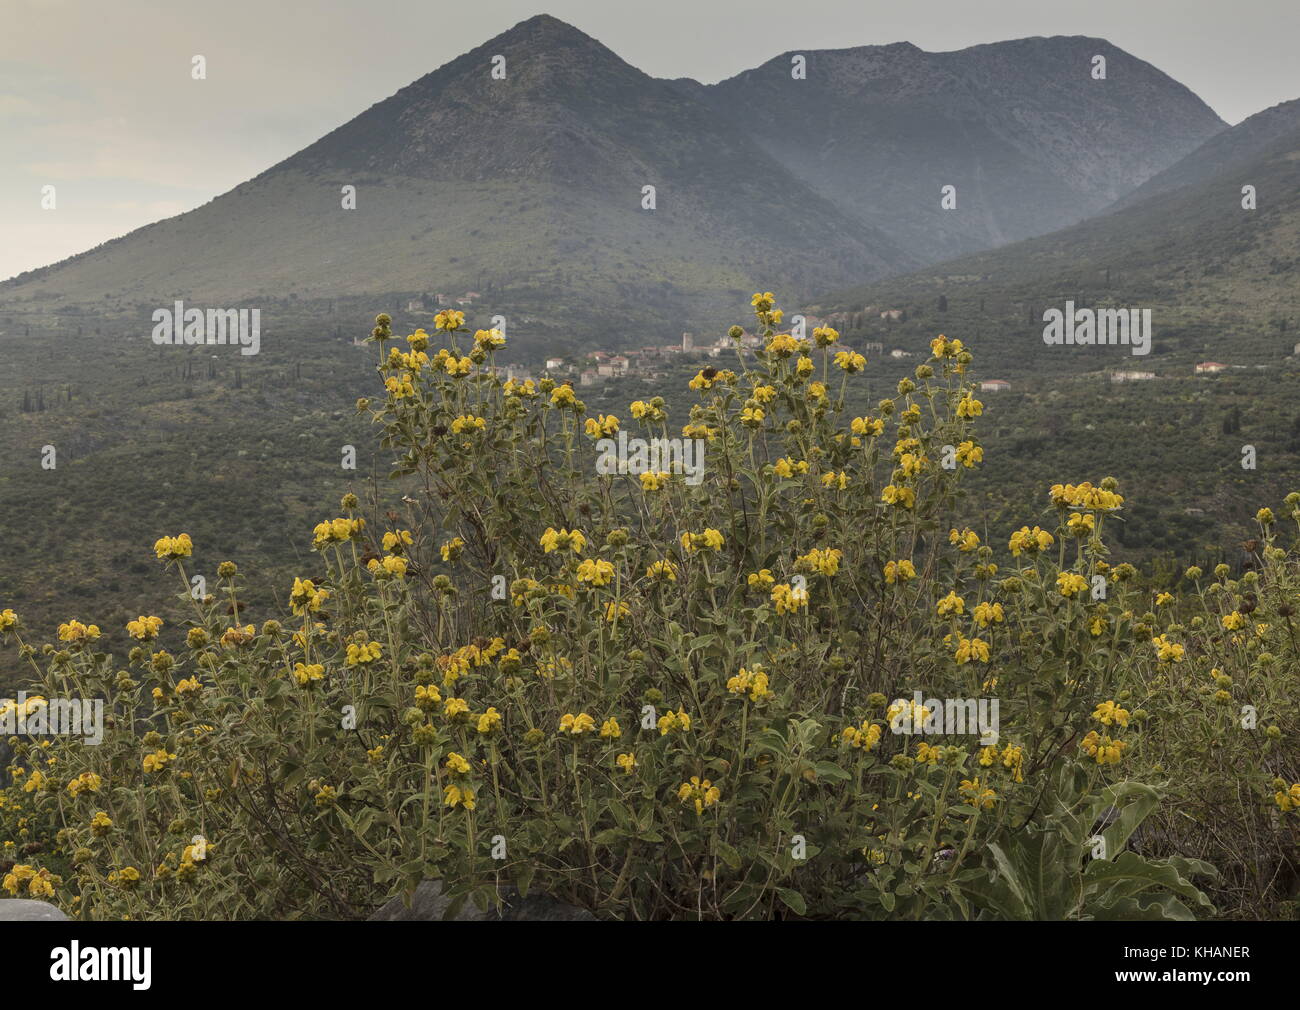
{"left": 2, "top": 0, "right": 1297, "bottom": 282}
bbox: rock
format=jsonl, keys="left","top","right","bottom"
{"left": 0, "top": 899, "right": 69, "bottom": 921}
{"left": 370, "top": 880, "right": 596, "bottom": 921}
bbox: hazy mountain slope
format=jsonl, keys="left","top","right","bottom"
{"left": 1111, "top": 97, "right": 1300, "bottom": 208}
{"left": 0, "top": 15, "right": 909, "bottom": 342}
{"left": 689, "top": 36, "right": 1225, "bottom": 263}
{"left": 819, "top": 109, "right": 1300, "bottom": 375}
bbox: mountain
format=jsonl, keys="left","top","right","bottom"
{"left": 819, "top": 99, "right": 1300, "bottom": 375}
{"left": 1111, "top": 97, "right": 1300, "bottom": 208}
{"left": 0, "top": 15, "right": 910, "bottom": 343}
{"left": 0, "top": 16, "right": 1228, "bottom": 348}
{"left": 686, "top": 36, "right": 1226, "bottom": 264}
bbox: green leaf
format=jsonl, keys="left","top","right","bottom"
{"left": 776, "top": 888, "right": 807, "bottom": 916}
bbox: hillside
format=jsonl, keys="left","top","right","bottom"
{"left": 822, "top": 110, "right": 1300, "bottom": 376}
{"left": 688, "top": 35, "right": 1225, "bottom": 263}
{"left": 0, "top": 15, "right": 909, "bottom": 345}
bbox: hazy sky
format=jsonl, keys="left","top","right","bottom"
{"left": 2, "top": 0, "right": 1297, "bottom": 282}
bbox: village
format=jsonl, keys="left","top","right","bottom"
{"left": 377, "top": 292, "right": 1295, "bottom": 392}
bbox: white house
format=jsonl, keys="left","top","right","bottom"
{"left": 980, "top": 379, "right": 1011, "bottom": 392}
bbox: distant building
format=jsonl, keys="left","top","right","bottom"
{"left": 862, "top": 341, "right": 884, "bottom": 353}
{"left": 889, "top": 348, "right": 912, "bottom": 359}
{"left": 406, "top": 297, "right": 426, "bottom": 312}
{"left": 980, "top": 379, "right": 1011, "bottom": 392}
{"left": 545, "top": 357, "right": 564, "bottom": 371}
{"left": 880, "top": 309, "right": 905, "bottom": 322}
{"left": 1111, "top": 370, "right": 1156, "bottom": 383}
{"left": 1195, "top": 362, "right": 1228, "bottom": 373}
{"left": 681, "top": 332, "right": 695, "bottom": 351}
{"left": 579, "top": 369, "right": 599, "bottom": 386}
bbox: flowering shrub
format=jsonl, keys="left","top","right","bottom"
{"left": 1, "top": 294, "right": 1296, "bottom": 920}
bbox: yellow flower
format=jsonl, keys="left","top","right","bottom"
{"left": 142, "top": 749, "right": 176, "bottom": 774}
{"left": 289, "top": 577, "right": 329, "bottom": 615}
{"left": 450, "top": 414, "right": 486, "bottom": 433}
{"left": 539, "top": 527, "right": 586, "bottom": 555}
{"left": 954, "top": 636, "right": 990, "bottom": 664}
{"left": 955, "top": 440, "right": 982, "bottom": 468}
{"left": 959, "top": 777, "right": 997, "bottom": 810}
{"left": 312, "top": 516, "right": 366, "bottom": 549}
{"left": 766, "top": 332, "right": 799, "bottom": 357}
{"left": 67, "top": 772, "right": 103, "bottom": 798}
{"left": 771, "top": 583, "right": 809, "bottom": 615}
{"left": 153, "top": 533, "right": 194, "bottom": 560}
{"left": 1151, "top": 634, "right": 1185, "bottom": 663}
{"left": 434, "top": 309, "right": 464, "bottom": 331}
{"left": 559, "top": 712, "right": 597, "bottom": 735}
{"left": 1008, "top": 525, "right": 1054, "bottom": 556}
{"left": 1221, "top": 612, "right": 1245, "bottom": 631}
{"left": 576, "top": 558, "right": 615, "bottom": 587}
{"left": 956, "top": 394, "right": 983, "bottom": 418}
{"left": 600, "top": 717, "right": 621, "bottom": 739}
{"left": 443, "top": 784, "right": 476, "bottom": 809}
{"left": 1057, "top": 572, "right": 1088, "bottom": 598}
{"left": 727, "top": 664, "right": 772, "bottom": 702}
{"left": 126, "top": 615, "right": 163, "bottom": 641}
{"left": 584, "top": 414, "right": 620, "bottom": 438}
{"left": 1067, "top": 512, "right": 1096, "bottom": 536}
{"left": 616, "top": 752, "right": 637, "bottom": 775}
{"left": 884, "top": 559, "right": 916, "bottom": 584}
{"left": 346, "top": 641, "right": 383, "bottom": 666}
{"left": 930, "top": 334, "right": 965, "bottom": 359}
{"left": 797, "top": 547, "right": 843, "bottom": 577}
{"left": 747, "top": 569, "right": 775, "bottom": 591}
{"left": 842, "top": 722, "right": 882, "bottom": 751}
{"left": 646, "top": 559, "right": 678, "bottom": 582}
{"left": 677, "top": 776, "right": 721, "bottom": 815}
{"left": 657, "top": 708, "right": 692, "bottom": 735}
{"left": 1081, "top": 730, "right": 1126, "bottom": 765}
{"left": 851, "top": 416, "right": 884, "bottom": 437}
{"left": 834, "top": 350, "right": 866, "bottom": 372}
{"left": 443, "top": 697, "right": 470, "bottom": 720}
{"left": 1092, "top": 700, "right": 1131, "bottom": 727}
{"left": 550, "top": 384, "right": 580, "bottom": 408}
{"left": 639, "top": 470, "right": 671, "bottom": 491}
{"left": 386, "top": 375, "right": 415, "bottom": 398}
{"left": 444, "top": 752, "right": 471, "bottom": 775}
{"left": 680, "top": 528, "right": 724, "bottom": 553}
{"left": 473, "top": 327, "right": 505, "bottom": 350}
{"left": 881, "top": 484, "right": 914, "bottom": 509}
{"left": 973, "top": 601, "right": 1004, "bottom": 628}
{"left": 57, "top": 620, "right": 101, "bottom": 643}
{"left": 936, "top": 591, "right": 965, "bottom": 617}
{"left": 293, "top": 663, "right": 324, "bottom": 686}
{"left": 0, "top": 608, "right": 17, "bottom": 632}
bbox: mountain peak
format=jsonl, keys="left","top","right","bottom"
{"left": 484, "top": 13, "right": 606, "bottom": 53}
